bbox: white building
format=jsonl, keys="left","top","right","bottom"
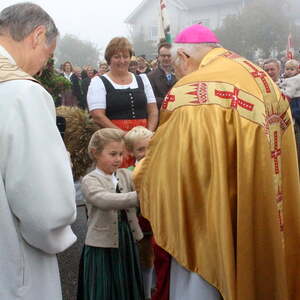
{"left": 125, "top": 0, "right": 251, "bottom": 43}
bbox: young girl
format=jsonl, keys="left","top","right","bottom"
{"left": 79, "top": 128, "right": 144, "bottom": 300}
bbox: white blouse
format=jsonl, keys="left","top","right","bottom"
{"left": 63, "top": 72, "right": 73, "bottom": 81}
{"left": 87, "top": 73, "right": 156, "bottom": 112}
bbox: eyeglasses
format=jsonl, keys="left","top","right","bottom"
{"left": 159, "top": 54, "right": 171, "bottom": 58}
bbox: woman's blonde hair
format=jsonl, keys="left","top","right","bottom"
{"left": 88, "top": 128, "right": 125, "bottom": 160}
{"left": 124, "top": 126, "right": 153, "bottom": 151}
{"left": 285, "top": 59, "right": 300, "bottom": 68}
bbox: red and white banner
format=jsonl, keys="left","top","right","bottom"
{"left": 286, "top": 33, "right": 294, "bottom": 60}
{"left": 159, "top": 0, "right": 171, "bottom": 43}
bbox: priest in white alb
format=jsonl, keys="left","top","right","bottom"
{"left": 0, "top": 3, "right": 77, "bottom": 300}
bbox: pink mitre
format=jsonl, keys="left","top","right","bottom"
{"left": 174, "top": 24, "right": 220, "bottom": 44}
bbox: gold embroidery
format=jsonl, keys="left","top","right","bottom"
{"left": 162, "top": 81, "right": 266, "bottom": 126}
{"left": 162, "top": 51, "right": 291, "bottom": 247}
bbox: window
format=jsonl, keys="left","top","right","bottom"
{"left": 149, "top": 26, "right": 158, "bottom": 41}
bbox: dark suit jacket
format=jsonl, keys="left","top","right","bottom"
{"left": 147, "top": 66, "right": 177, "bottom": 109}
{"left": 81, "top": 77, "right": 92, "bottom": 110}
{"left": 70, "top": 73, "right": 83, "bottom": 108}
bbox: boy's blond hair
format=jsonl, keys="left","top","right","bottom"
{"left": 124, "top": 126, "right": 153, "bottom": 151}
{"left": 88, "top": 128, "right": 125, "bottom": 160}
{"left": 285, "top": 59, "right": 300, "bottom": 68}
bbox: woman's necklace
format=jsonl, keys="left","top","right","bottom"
{"left": 108, "top": 72, "right": 132, "bottom": 85}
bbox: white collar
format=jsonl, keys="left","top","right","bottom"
{"left": 95, "top": 167, "right": 113, "bottom": 178}
{"left": 64, "top": 72, "right": 73, "bottom": 80}
{"left": 95, "top": 168, "right": 118, "bottom": 188}
{"left": 0, "top": 45, "right": 16, "bottom": 64}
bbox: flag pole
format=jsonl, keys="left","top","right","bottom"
{"left": 159, "top": 0, "right": 172, "bottom": 44}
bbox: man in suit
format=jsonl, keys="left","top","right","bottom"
{"left": 147, "top": 42, "right": 177, "bottom": 109}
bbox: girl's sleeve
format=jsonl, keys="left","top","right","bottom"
{"left": 81, "top": 176, "right": 138, "bottom": 210}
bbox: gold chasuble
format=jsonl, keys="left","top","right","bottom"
{"left": 0, "top": 55, "right": 37, "bottom": 83}
{"left": 134, "top": 48, "right": 300, "bottom": 300}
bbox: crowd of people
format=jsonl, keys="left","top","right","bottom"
{"left": 1, "top": 2, "right": 300, "bottom": 300}
{"left": 57, "top": 52, "right": 166, "bottom": 111}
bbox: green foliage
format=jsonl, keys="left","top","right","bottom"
{"left": 35, "top": 57, "right": 71, "bottom": 103}
{"left": 55, "top": 34, "right": 101, "bottom": 67}
{"left": 215, "top": 0, "right": 300, "bottom": 59}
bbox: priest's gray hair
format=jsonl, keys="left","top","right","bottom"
{"left": 171, "top": 42, "right": 221, "bottom": 61}
{"left": 0, "top": 2, "right": 58, "bottom": 44}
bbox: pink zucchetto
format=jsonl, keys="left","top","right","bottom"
{"left": 174, "top": 24, "right": 220, "bottom": 44}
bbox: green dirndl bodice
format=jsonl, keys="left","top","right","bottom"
{"left": 78, "top": 209, "right": 145, "bottom": 300}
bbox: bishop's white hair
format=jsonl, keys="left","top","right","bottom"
{"left": 171, "top": 42, "right": 221, "bottom": 61}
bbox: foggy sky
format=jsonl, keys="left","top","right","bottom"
{"left": 0, "top": 0, "right": 143, "bottom": 51}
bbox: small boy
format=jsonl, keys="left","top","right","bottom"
{"left": 281, "top": 59, "right": 300, "bottom": 125}
{"left": 125, "top": 126, "right": 154, "bottom": 300}
{"left": 125, "top": 126, "right": 153, "bottom": 169}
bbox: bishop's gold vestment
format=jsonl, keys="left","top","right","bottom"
{"left": 134, "top": 48, "right": 300, "bottom": 300}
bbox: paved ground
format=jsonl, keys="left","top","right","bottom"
{"left": 58, "top": 204, "right": 87, "bottom": 300}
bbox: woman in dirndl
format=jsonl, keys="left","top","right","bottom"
{"left": 87, "top": 37, "right": 158, "bottom": 167}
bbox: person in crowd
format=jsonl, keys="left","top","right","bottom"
{"left": 134, "top": 24, "right": 300, "bottom": 300}
{"left": 263, "top": 58, "right": 281, "bottom": 84}
{"left": 62, "top": 61, "right": 73, "bottom": 80}
{"left": 61, "top": 61, "right": 77, "bottom": 106}
{"left": 81, "top": 65, "right": 88, "bottom": 80}
{"left": 129, "top": 56, "right": 139, "bottom": 74}
{"left": 280, "top": 59, "right": 300, "bottom": 167}
{"left": 124, "top": 126, "right": 154, "bottom": 300}
{"left": 283, "top": 59, "right": 299, "bottom": 78}
{"left": 281, "top": 59, "right": 300, "bottom": 105}
{"left": 81, "top": 65, "right": 95, "bottom": 110}
{"left": 87, "top": 37, "right": 158, "bottom": 167}
{"left": 151, "top": 59, "right": 158, "bottom": 71}
{"left": 0, "top": 3, "right": 77, "bottom": 300}
{"left": 98, "top": 62, "right": 109, "bottom": 75}
{"left": 71, "top": 66, "right": 83, "bottom": 108}
{"left": 78, "top": 128, "right": 144, "bottom": 300}
{"left": 137, "top": 56, "right": 151, "bottom": 74}
{"left": 148, "top": 42, "right": 177, "bottom": 109}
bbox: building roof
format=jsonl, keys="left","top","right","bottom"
{"left": 125, "top": 0, "right": 189, "bottom": 24}
{"left": 125, "top": 0, "right": 147, "bottom": 24}
{"left": 125, "top": 0, "right": 241, "bottom": 24}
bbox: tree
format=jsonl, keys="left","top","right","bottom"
{"left": 131, "top": 29, "right": 156, "bottom": 59}
{"left": 215, "top": 0, "right": 300, "bottom": 60}
{"left": 55, "top": 34, "right": 101, "bottom": 68}
{"left": 35, "top": 57, "right": 71, "bottom": 105}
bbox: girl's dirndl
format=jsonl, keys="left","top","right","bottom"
{"left": 77, "top": 185, "right": 144, "bottom": 300}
